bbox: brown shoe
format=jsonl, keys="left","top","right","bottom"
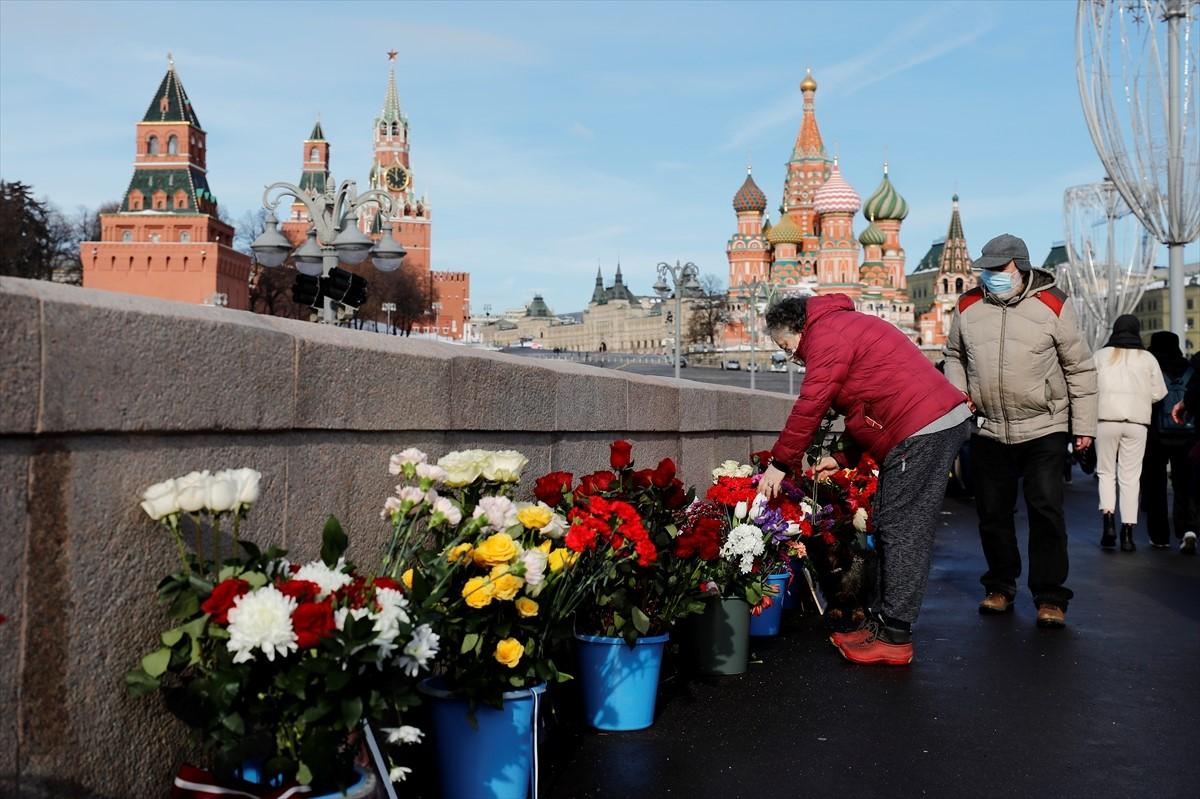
{"left": 1036, "top": 604, "right": 1066, "bottom": 628}
{"left": 978, "top": 592, "right": 1014, "bottom": 614}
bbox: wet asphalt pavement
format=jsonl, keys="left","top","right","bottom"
{"left": 541, "top": 468, "right": 1200, "bottom": 799}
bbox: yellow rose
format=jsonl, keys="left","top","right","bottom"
{"left": 489, "top": 564, "right": 524, "bottom": 601}
{"left": 473, "top": 532, "right": 519, "bottom": 567}
{"left": 462, "top": 576, "right": 495, "bottom": 608}
{"left": 537, "top": 540, "right": 552, "bottom": 554}
{"left": 494, "top": 638, "right": 524, "bottom": 669}
{"left": 446, "top": 543, "right": 474, "bottom": 564}
{"left": 402, "top": 568, "right": 414, "bottom": 590}
{"left": 547, "top": 548, "right": 577, "bottom": 573}
{"left": 514, "top": 597, "right": 539, "bottom": 618}
{"left": 517, "top": 504, "right": 553, "bottom": 530}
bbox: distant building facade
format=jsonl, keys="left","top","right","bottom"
{"left": 909, "top": 195, "right": 976, "bottom": 347}
{"left": 82, "top": 57, "right": 250, "bottom": 309}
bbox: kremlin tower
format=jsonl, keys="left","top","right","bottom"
{"left": 82, "top": 56, "right": 251, "bottom": 309}
{"left": 913, "top": 194, "right": 975, "bottom": 346}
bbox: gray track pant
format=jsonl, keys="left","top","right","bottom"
{"left": 874, "top": 419, "right": 972, "bottom": 624}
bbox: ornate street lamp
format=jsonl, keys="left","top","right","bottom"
{"left": 1062, "top": 178, "right": 1157, "bottom": 350}
{"left": 738, "top": 279, "right": 780, "bottom": 392}
{"left": 250, "top": 179, "right": 405, "bottom": 323}
{"left": 1077, "top": 0, "right": 1200, "bottom": 339}
{"left": 654, "top": 260, "right": 700, "bottom": 380}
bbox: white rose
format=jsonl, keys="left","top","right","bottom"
{"left": 206, "top": 472, "right": 238, "bottom": 513}
{"left": 226, "top": 468, "right": 261, "bottom": 508}
{"left": 734, "top": 500, "right": 748, "bottom": 521}
{"left": 482, "top": 450, "right": 528, "bottom": 483}
{"left": 437, "top": 450, "right": 485, "bottom": 487}
{"left": 175, "top": 470, "right": 210, "bottom": 513}
{"left": 140, "top": 479, "right": 180, "bottom": 521}
{"left": 539, "top": 512, "right": 568, "bottom": 539}
{"left": 853, "top": 507, "right": 869, "bottom": 533}
{"left": 749, "top": 493, "right": 768, "bottom": 522}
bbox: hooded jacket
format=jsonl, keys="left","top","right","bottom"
{"left": 943, "top": 268, "right": 1098, "bottom": 444}
{"left": 770, "top": 294, "right": 967, "bottom": 468}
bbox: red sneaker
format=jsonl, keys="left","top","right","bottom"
{"left": 836, "top": 630, "right": 914, "bottom": 666}
{"left": 829, "top": 619, "right": 876, "bottom": 648}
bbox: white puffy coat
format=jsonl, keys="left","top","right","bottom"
{"left": 1095, "top": 347, "right": 1167, "bottom": 425}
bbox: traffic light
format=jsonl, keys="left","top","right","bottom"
{"left": 326, "top": 267, "right": 369, "bottom": 308}
{"left": 292, "top": 273, "right": 324, "bottom": 308}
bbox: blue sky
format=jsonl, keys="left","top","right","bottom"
{"left": 2, "top": 0, "right": 1184, "bottom": 313}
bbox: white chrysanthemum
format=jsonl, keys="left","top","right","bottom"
{"left": 397, "top": 623, "right": 440, "bottom": 677}
{"left": 472, "top": 495, "right": 519, "bottom": 533}
{"left": 384, "top": 725, "right": 424, "bottom": 745}
{"left": 539, "top": 512, "right": 568, "bottom": 539}
{"left": 481, "top": 450, "right": 528, "bottom": 483}
{"left": 853, "top": 507, "right": 869, "bottom": 532}
{"left": 720, "top": 523, "right": 766, "bottom": 574}
{"left": 431, "top": 496, "right": 463, "bottom": 526}
{"left": 389, "top": 449, "right": 428, "bottom": 474}
{"left": 712, "top": 460, "right": 754, "bottom": 481}
{"left": 388, "top": 766, "right": 412, "bottom": 783}
{"left": 372, "top": 588, "right": 412, "bottom": 658}
{"left": 226, "top": 586, "right": 298, "bottom": 664}
{"left": 334, "top": 606, "right": 371, "bottom": 631}
{"left": 293, "top": 559, "right": 353, "bottom": 599}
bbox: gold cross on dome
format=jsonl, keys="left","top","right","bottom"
{"left": 387, "top": 50, "right": 398, "bottom": 61}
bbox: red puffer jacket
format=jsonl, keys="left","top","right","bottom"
{"left": 771, "top": 294, "right": 967, "bottom": 468}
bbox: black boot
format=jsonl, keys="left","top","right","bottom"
{"left": 1100, "top": 512, "right": 1117, "bottom": 549}
{"left": 1120, "top": 523, "right": 1136, "bottom": 552}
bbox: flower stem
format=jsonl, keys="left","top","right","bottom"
{"left": 167, "top": 516, "right": 191, "bottom": 576}
{"left": 232, "top": 512, "right": 242, "bottom": 561}
{"left": 211, "top": 513, "right": 221, "bottom": 576}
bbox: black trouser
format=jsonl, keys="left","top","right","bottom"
{"left": 972, "top": 432, "right": 1073, "bottom": 609}
{"left": 1141, "top": 434, "right": 1197, "bottom": 544}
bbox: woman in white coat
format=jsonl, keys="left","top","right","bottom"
{"left": 1095, "top": 315, "right": 1167, "bottom": 551}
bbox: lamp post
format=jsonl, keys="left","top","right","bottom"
{"left": 653, "top": 260, "right": 701, "bottom": 380}
{"left": 739, "top": 279, "right": 779, "bottom": 392}
{"left": 430, "top": 301, "right": 442, "bottom": 337}
{"left": 381, "top": 301, "right": 396, "bottom": 334}
{"left": 250, "top": 179, "right": 406, "bottom": 324}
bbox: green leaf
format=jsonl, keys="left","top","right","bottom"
{"left": 300, "top": 700, "right": 333, "bottom": 724}
{"left": 242, "top": 571, "right": 268, "bottom": 589}
{"left": 612, "top": 612, "right": 625, "bottom": 633}
{"left": 296, "top": 762, "right": 313, "bottom": 786}
{"left": 340, "top": 697, "right": 362, "bottom": 730}
{"left": 167, "top": 590, "right": 200, "bottom": 620}
{"left": 320, "top": 516, "right": 348, "bottom": 567}
{"left": 125, "top": 668, "right": 160, "bottom": 697}
{"left": 461, "top": 632, "right": 480, "bottom": 655}
{"left": 222, "top": 712, "right": 245, "bottom": 736}
{"left": 141, "top": 647, "right": 171, "bottom": 678}
{"left": 631, "top": 606, "right": 651, "bottom": 635}
{"left": 160, "top": 628, "right": 184, "bottom": 647}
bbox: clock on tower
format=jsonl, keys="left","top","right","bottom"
{"left": 385, "top": 165, "right": 409, "bottom": 192}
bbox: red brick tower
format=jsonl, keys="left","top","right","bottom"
{"left": 813, "top": 160, "right": 861, "bottom": 289}
{"left": 726, "top": 167, "right": 772, "bottom": 288}
{"left": 82, "top": 55, "right": 250, "bottom": 309}
{"left": 861, "top": 163, "right": 909, "bottom": 290}
{"left": 783, "top": 70, "right": 831, "bottom": 275}
{"left": 281, "top": 119, "right": 331, "bottom": 246}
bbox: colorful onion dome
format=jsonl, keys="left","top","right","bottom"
{"left": 800, "top": 69, "right": 817, "bottom": 93}
{"left": 858, "top": 220, "right": 886, "bottom": 247}
{"left": 732, "top": 170, "right": 767, "bottom": 213}
{"left": 863, "top": 165, "right": 909, "bottom": 221}
{"left": 813, "top": 162, "right": 860, "bottom": 216}
{"left": 766, "top": 213, "right": 804, "bottom": 245}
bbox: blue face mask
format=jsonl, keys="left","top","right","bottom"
{"left": 980, "top": 270, "right": 1013, "bottom": 294}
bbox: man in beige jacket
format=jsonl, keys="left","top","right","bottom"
{"left": 944, "top": 234, "right": 1098, "bottom": 629}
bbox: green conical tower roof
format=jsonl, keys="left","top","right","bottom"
{"left": 308, "top": 118, "right": 326, "bottom": 141}
{"left": 862, "top": 164, "right": 908, "bottom": 222}
{"left": 143, "top": 54, "right": 201, "bottom": 127}
{"left": 858, "top": 220, "right": 886, "bottom": 247}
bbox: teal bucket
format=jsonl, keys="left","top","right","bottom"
{"left": 420, "top": 679, "right": 546, "bottom": 799}
{"left": 575, "top": 633, "right": 669, "bottom": 731}
{"left": 750, "top": 572, "right": 791, "bottom": 636}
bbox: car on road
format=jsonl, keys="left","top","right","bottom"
{"left": 722, "top": 359, "right": 741, "bottom": 370}
{"left": 769, "top": 353, "right": 788, "bottom": 372}
{"left": 746, "top": 362, "right": 760, "bottom": 372}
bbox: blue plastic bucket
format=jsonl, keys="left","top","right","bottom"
{"left": 750, "top": 572, "right": 791, "bottom": 636}
{"left": 420, "top": 678, "right": 546, "bottom": 799}
{"left": 235, "top": 764, "right": 375, "bottom": 797}
{"left": 575, "top": 633, "right": 669, "bottom": 731}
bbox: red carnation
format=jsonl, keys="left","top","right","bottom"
{"left": 635, "top": 538, "right": 658, "bottom": 566}
{"left": 277, "top": 579, "right": 321, "bottom": 604}
{"left": 651, "top": 458, "right": 677, "bottom": 488}
{"left": 202, "top": 578, "right": 251, "bottom": 624}
{"left": 372, "top": 576, "right": 402, "bottom": 592}
{"left": 534, "top": 471, "right": 574, "bottom": 507}
{"left": 292, "top": 600, "right": 335, "bottom": 648}
{"left": 609, "top": 440, "right": 633, "bottom": 470}
{"left": 565, "top": 520, "right": 600, "bottom": 552}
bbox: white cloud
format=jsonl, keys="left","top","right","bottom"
{"left": 568, "top": 121, "right": 594, "bottom": 139}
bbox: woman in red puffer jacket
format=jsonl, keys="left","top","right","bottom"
{"left": 757, "top": 295, "right": 971, "bottom": 667}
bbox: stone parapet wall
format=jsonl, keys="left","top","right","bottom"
{"left": 0, "top": 277, "right": 792, "bottom": 798}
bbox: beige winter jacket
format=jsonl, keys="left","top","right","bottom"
{"left": 1095, "top": 347, "right": 1167, "bottom": 425}
{"left": 943, "top": 269, "right": 1098, "bottom": 444}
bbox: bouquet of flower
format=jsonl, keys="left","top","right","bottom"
{"left": 384, "top": 448, "right": 596, "bottom": 707}
{"left": 537, "top": 440, "right": 703, "bottom": 645}
{"left": 129, "top": 469, "right": 433, "bottom": 792}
